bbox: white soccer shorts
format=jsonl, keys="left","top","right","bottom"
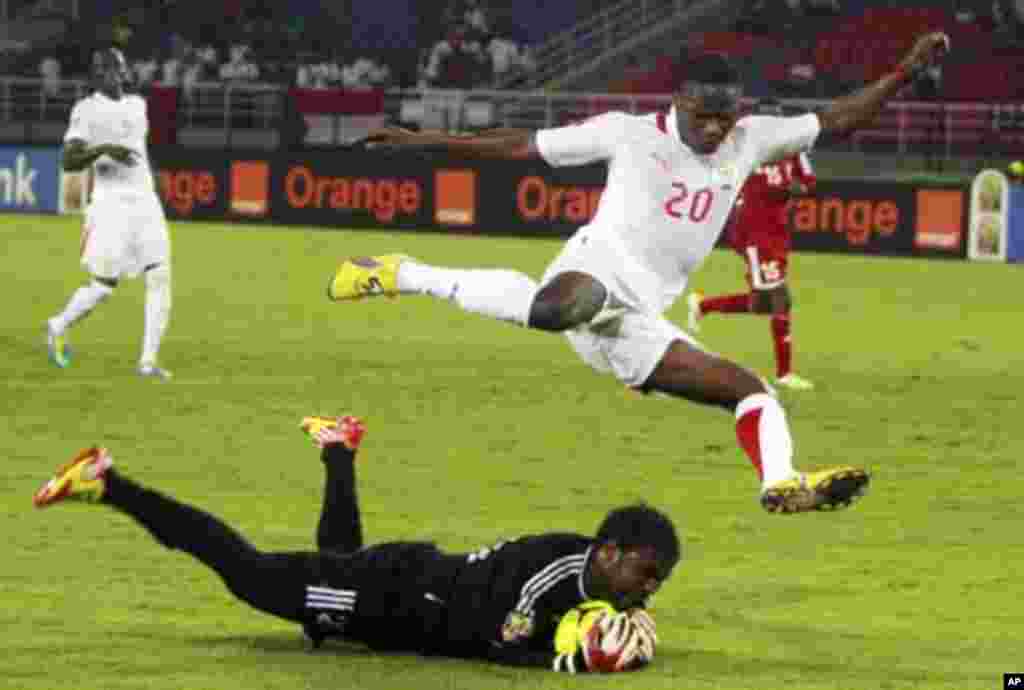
{"left": 81, "top": 193, "right": 170, "bottom": 279}
{"left": 541, "top": 227, "right": 703, "bottom": 388}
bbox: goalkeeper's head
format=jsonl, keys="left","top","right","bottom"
{"left": 587, "top": 504, "right": 680, "bottom": 610}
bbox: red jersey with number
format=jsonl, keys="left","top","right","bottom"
{"left": 729, "top": 153, "right": 816, "bottom": 251}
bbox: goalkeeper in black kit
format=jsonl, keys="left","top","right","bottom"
{"left": 33, "top": 415, "right": 680, "bottom": 673}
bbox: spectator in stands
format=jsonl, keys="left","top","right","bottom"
{"left": 297, "top": 52, "right": 340, "bottom": 89}
{"left": 424, "top": 25, "right": 490, "bottom": 88}
{"left": 343, "top": 55, "right": 391, "bottom": 90}
{"left": 464, "top": 0, "right": 490, "bottom": 35}
{"left": 916, "top": 62, "right": 943, "bottom": 100}
{"left": 132, "top": 52, "right": 160, "bottom": 91}
{"left": 220, "top": 44, "right": 260, "bottom": 83}
{"left": 484, "top": 27, "right": 534, "bottom": 86}
{"left": 161, "top": 43, "right": 186, "bottom": 87}
{"left": 991, "top": 0, "right": 1024, "bottom": 35}
{"left": 445, "top": 0, "right": 490, "bottom": 36}
{"left": 39, "top": 54, "right": 61, "bottom": 98}
{"left": 195, "top": 42, "right": 219, "bottom": 80}
{"left": 181, "top": 53, "right": 202, "bottom": 103}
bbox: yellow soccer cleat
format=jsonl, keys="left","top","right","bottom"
{"left": 326, "top": 255, "right": 409, "bottom": 301}
{"left": 300, "top": 415, "right": 367, "bottom": 450}
{"left": 760, "top": 466, "right": 869, "bottom": 514}
{"left": 33, "top": 446, "right": 113, "bottom": 508}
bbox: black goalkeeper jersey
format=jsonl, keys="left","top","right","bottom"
{"left": 321, "top": 533, "right": 606, "bottom": 669}
{"left": 440, "top": 532, "right": 596, "bottom": 666}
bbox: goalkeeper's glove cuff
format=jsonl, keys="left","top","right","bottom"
{"left": 552, "top": 649, "right": 589, "bottom": 674}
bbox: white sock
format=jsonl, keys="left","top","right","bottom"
{"left": 140, "top": 264, "right": 171, "bottom": 367}
{"left": 50, "top": 280, "right": 114, "bottom": 335}
{"left": 735, "top": 393, "right": 797, "bottom": 489}
{"left": 397, "top": 261, "right": 537, "bottom": 326}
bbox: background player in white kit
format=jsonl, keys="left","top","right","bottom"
{"left": 46, "top": 47, "right": 172, "bottom": 380}
{"left": 328, "top": 34, "right": 949, "bottom": 514}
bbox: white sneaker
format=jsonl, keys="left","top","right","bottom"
{"left": 776, "top": 373, "right": 814, "bottom": 391}
{"left": 686, "top": 291, "right": 704, "bottom": 333}
{"left": 138, "top": 364, "right": 173, "bottom": 381}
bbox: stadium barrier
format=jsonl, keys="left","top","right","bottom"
{"left": 0, "top": 144, "right": 60, "bottom": 213}
{"left": 967, "top": 169, "right": 1024, "bottom": 263}
{"left": 150, "top": 147, "right": 970, "bottom": 259}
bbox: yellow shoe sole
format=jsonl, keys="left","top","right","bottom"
{"left": 761, "top": 467, "right": 870, "bottom": 514}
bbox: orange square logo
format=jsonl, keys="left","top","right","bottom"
{"left": 915, "top": 189, "right": 963, "bottom": 250}
{"left": 435, "top": 169, "right": 476, "bottom": 226}
{"left": 231, "top": 161, "right": 270, "bottom": 217}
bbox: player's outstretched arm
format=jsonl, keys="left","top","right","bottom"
{"left": 818, "top": 32, "right": 950, "bottom": 137}
{"left": 62, "top": 139, "right": 138, "bottom": 171}
{"left": 364, "top": 125, "right": 539, "bottom": 159}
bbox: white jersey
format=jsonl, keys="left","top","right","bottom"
{"left": 64, "top": 91, "right": 157, "bottom": 204}
{"left": 536, "top": 107, "right": 820, "bottom": 313}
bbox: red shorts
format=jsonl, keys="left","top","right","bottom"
{"left": 734, "top": 238, "right": 789, "bottom": 290}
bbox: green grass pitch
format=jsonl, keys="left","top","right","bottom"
{"left": 2, "top": 215, "right": 1021, "bottom": 690}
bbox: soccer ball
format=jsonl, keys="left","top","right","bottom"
{"left": 553, "top": 600, "right": 616, "bottom": 655}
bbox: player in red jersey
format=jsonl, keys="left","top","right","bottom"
{"left": 687, "top": 99, "right": 817, "bottom": 391}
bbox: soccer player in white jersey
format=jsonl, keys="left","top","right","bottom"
{"left": 327, "top": 33, "right": 950, "bottom": 514}
{"left": 46, "top": 47, "right": 172, "bottom": 380}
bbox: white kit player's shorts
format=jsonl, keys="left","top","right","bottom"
{"left": 80, "top": 192, "right": 169, "bottom": 279}
{"left": 541, "top": 227, "right": 704, "bottom": 388}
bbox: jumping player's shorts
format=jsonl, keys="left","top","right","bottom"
{"left": 81, "top": 192, "right": 170, "bottom": 279}
{"left": 541, "top": 228, "right": 704, "bottom": 389}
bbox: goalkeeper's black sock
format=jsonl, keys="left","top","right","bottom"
{"left": 316, "top": 445, "right": 363, "bottom": 553}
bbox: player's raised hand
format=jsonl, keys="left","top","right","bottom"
{"left": 898, "top": 32, "right": 951, "bottom": 79}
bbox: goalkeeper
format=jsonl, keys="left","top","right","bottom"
{"left": 32, "top": 415, "right": 679, "bottom": 673}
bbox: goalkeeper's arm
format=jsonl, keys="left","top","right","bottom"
{"left": 484, "top": 643, "right": 590, "bottom": 673}
{"left": 484, "top": 610, "right": 654, "bottom": 673}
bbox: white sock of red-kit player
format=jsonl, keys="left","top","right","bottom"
{"left": 734, "top": 393, "right": 797, "bottom": 488}
{"left": 396, "top": 260, "right": 537, "bottom": 326}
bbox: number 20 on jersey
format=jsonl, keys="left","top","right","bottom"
{"left": 664, "top": 182, "right": 714, "bottom": 222}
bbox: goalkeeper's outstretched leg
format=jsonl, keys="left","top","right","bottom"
{"left": 34, "top": 446, "right": 322, "bottom": 623}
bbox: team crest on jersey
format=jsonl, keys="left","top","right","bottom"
{"left": 714, "top": 162, "right": 739, "bottom": 190}
{"left": 501, "top": 610, "right": 535, "bottom": 642}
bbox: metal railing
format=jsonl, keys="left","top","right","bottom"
{"left": 0, "top": 78, "right": 283, "bottom": 130}
{"left": 0, "top": 0, "right": 78, "bottom": 21}
{"left": 499, "top": 0, "right": 690, "bottom": 89}
{"left": 177, "top": 82, "right": 283, "bottom": 130}
{"left": 2, "top": 77, "right": 1022, "bottom": 158}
